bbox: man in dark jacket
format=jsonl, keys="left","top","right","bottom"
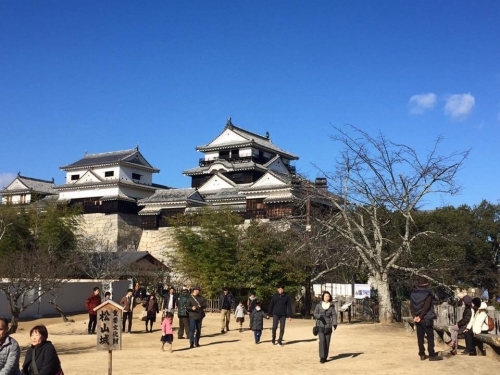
{"left": 185, "top": 286, "right": 206, "bottom": 348}
{"left": 267, "top": 284, "right": 292, "bottom": 346}
{"left": 85, "top": 286, "right": 101, "bottom": 335}
{"left": 177, "top": 288, "right": 190, "bottom": 339}
{"left": 219, "top": 287, "right": 235, "bottom": 333}
{"left": 447, "top": 294, "right": 472, "bottom": 355}
{"left": 410, "top": 276, "right": 442, "bottom": 361}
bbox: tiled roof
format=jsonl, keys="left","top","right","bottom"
{"left": 1, "top": 175, "right": 57, "bottom": 195}
{"left": 203, "top": 188, "right": 245, "bottom": 202}
{"left": 183, "top": 160, "right": 267, "bottom": 175}
{"left": 60, "top": 148, "right": 159, "bottom": 172}
{"left": 197, "top": 122, "right": 299, "bottom": 160}
{"left": 138, "top": 188, "right": 201, "bottom": 205}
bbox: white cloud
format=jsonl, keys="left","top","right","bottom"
{"left": 0, "top": 173, "right": 15, "bottom": 190}
{"left": 444, "top": 93, "right": 475, "bottom": 121}
{"left": 409, "top": 93, "right": 437, "bottom": 114}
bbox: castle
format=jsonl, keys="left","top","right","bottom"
{"left": 1, "top": 119, "right": 329, "bottom": 264}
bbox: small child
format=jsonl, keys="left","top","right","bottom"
{"left": 250, "top": 302, "right": 265, "bottom": 344}
{"left": 104, "top": 292, "right": 111, "bottom": 301}
{"left": 234, "top": 300, "right": 247, "bottom": 332}
{"left": 160, "top": 311, "right": 174, "bottom": 352}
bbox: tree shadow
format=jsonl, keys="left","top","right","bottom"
{"left": 328, "top": 352, "right": 363, "bottom": 361}
{"left": 54, "top": 345, "right": 97, "bottom": 355}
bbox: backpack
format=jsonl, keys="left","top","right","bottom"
{"left": 487, "top": 315, "right": 494, "bottom": 332}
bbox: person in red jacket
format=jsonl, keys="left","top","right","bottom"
{"left": 85, "top": 286, "right": 102, "bottom": 334}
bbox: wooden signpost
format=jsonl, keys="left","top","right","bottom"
{"left": 93, "top": 300, "right": 124, "bottom": 375}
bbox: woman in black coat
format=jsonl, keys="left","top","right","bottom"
{"left": 22, "top": 325, "right": 62, "bottom": 375}
{"left": 143, "top": 293, "right": 160, "bottom": 332}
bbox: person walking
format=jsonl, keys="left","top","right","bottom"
{"left": 410, "top": 276, "right": 441, "bottom": 361}
{"left": 185, "top": 286, "right": 206, "bottom": 348}
{"left": 267, "top": 284, "right": 292, "bottom": 346}
{"left": 234, "top": 301, "right": 247, "bottom": 332}
{"left": 120, "top": 289, "right": 136, "bottom": 333}
{"left": 163, "top": 287, "right": 178, "bottom": 315}
{"left": 143, "top": 292, "right": 160, "bottom": 332}
{"left": 219, "top": 287, "right": 235, "bottom": 333}
{"left": 0, "top": 317, "right": 22, "bottom": 375}
{"left": 247, "top": 292, "right": 259, "bottom": 328}
{"left": 313, "top": 291, "right": 337, "bottom": 363}
{"left": 250, "top": 302, "right": 265, "bottom": 344}
{"left": 177, "top": 288, "right": 190, "bottom": 339}
{"left": 85, "top": 286, "right": 101, "bottom": 335}
{"left": 160, "top": 312, "right": 174, "bottom": 353}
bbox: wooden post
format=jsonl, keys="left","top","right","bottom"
{"left": 108, "top": 350, "right": 112, "bottom": 375}
{"left": 93, "top": 300, "right": 124, "bottom": 375}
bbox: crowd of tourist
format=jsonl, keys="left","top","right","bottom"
{"left": 0, "top": 279, "right": 496, "bottom": 374}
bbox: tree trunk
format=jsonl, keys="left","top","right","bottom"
{"left": 9, "top": 314, "right": 19, "bottom": 334}
{"left": 49, "top": 300, "right": 75, "bottom": 323}
{"left": 373, "top": 272, "right": 393, "bottom": 323}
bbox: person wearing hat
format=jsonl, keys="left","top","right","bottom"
{"left": 463, "top": 298, "right": 490, "bottom": 356}
{"left": 267, "top": 284, "right": 292, "bottom": 346}
{"left": 410, "top": 276, "right": 442, "bottom": 361}
{"left": 447, "top": 293, "right": 473, "bottom": 355}
{"left": 177, "top": 287, "right": 191, "bottom": 339}
{"left": 219, "top": 287, "right": 235, "bottom": 333}
{"left": 185, "top": 286, "right": 206, "bottom": 348}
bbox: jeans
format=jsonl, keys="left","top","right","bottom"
{"left": 416, "top": 321, "right": 435, "bottom": 356}
{"left": 449, "top": 324, "right": 460, "bottom": 350}
{"left": 189, "top": 318, "right": 202, "bottom": 346}
{"left": 122, "top": 311, "right": 133, "bottom": 333}
{"left": 88, "top": 314, "right": 97, "bottom": 333}
{"left": 463, "top": 329, "right": 475, "bottom": 353}
{"left": 253, "top": 330, "right": 262, "bottom": 343}
{"left": 271, "top": 315, "right": 286, "bottom": 343}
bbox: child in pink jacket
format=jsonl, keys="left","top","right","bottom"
{"left": 160, "top": 312, "right": 174, "bottom": 352}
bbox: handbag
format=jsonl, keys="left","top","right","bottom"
{"left": 312, "top": 320, "right": 319, "bottom": 336}
{"left": 140, "top": 310, "right": 148, "bottom": 321}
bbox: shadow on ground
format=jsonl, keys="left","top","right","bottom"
{"left": 329, "top": 352, "right": 364, "bottom": 361}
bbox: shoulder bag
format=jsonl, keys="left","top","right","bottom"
{"left": 312, "top": 319, "right": 319, "bottom": 336}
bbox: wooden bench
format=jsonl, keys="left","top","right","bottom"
{"left": 401, "top": 317, "right": 500, "bottom": 359}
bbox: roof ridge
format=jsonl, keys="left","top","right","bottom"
{"left": 18, "top": 175, "right": 55, "bottom": 184}
{"left": 83, "top": 148, "right": 137, "bottom": 158}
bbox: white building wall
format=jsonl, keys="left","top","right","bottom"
{"left": 119, "top": 165, "right": 153, "bottom": 185}
{"left": 204, "top": 151, "right": 218, "bottom": 161}
{"left": 58, "top": 186, "right": 120, "bottom": 200}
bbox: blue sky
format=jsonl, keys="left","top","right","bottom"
{"left": 1, "top": 1, "right": 499, "bottom": 208}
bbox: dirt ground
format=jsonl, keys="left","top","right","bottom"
{"left": 11, "top": 313, "right": 498, "bottom": 374}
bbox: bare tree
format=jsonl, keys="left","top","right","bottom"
{"left": 315, "top": 125, "right": 469, "bottom": 323}
{"left": 0, "top": 249, "right": 79, "bottom": 333}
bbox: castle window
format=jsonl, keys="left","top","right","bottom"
{"left": 132, "top": 173, "right": 141, "bottom": 181}
{"left": 71, "top": 174, "right": 79, "bottom": 181}
{"left": 105, "top": 171, "right": 114, "bottom": 177}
